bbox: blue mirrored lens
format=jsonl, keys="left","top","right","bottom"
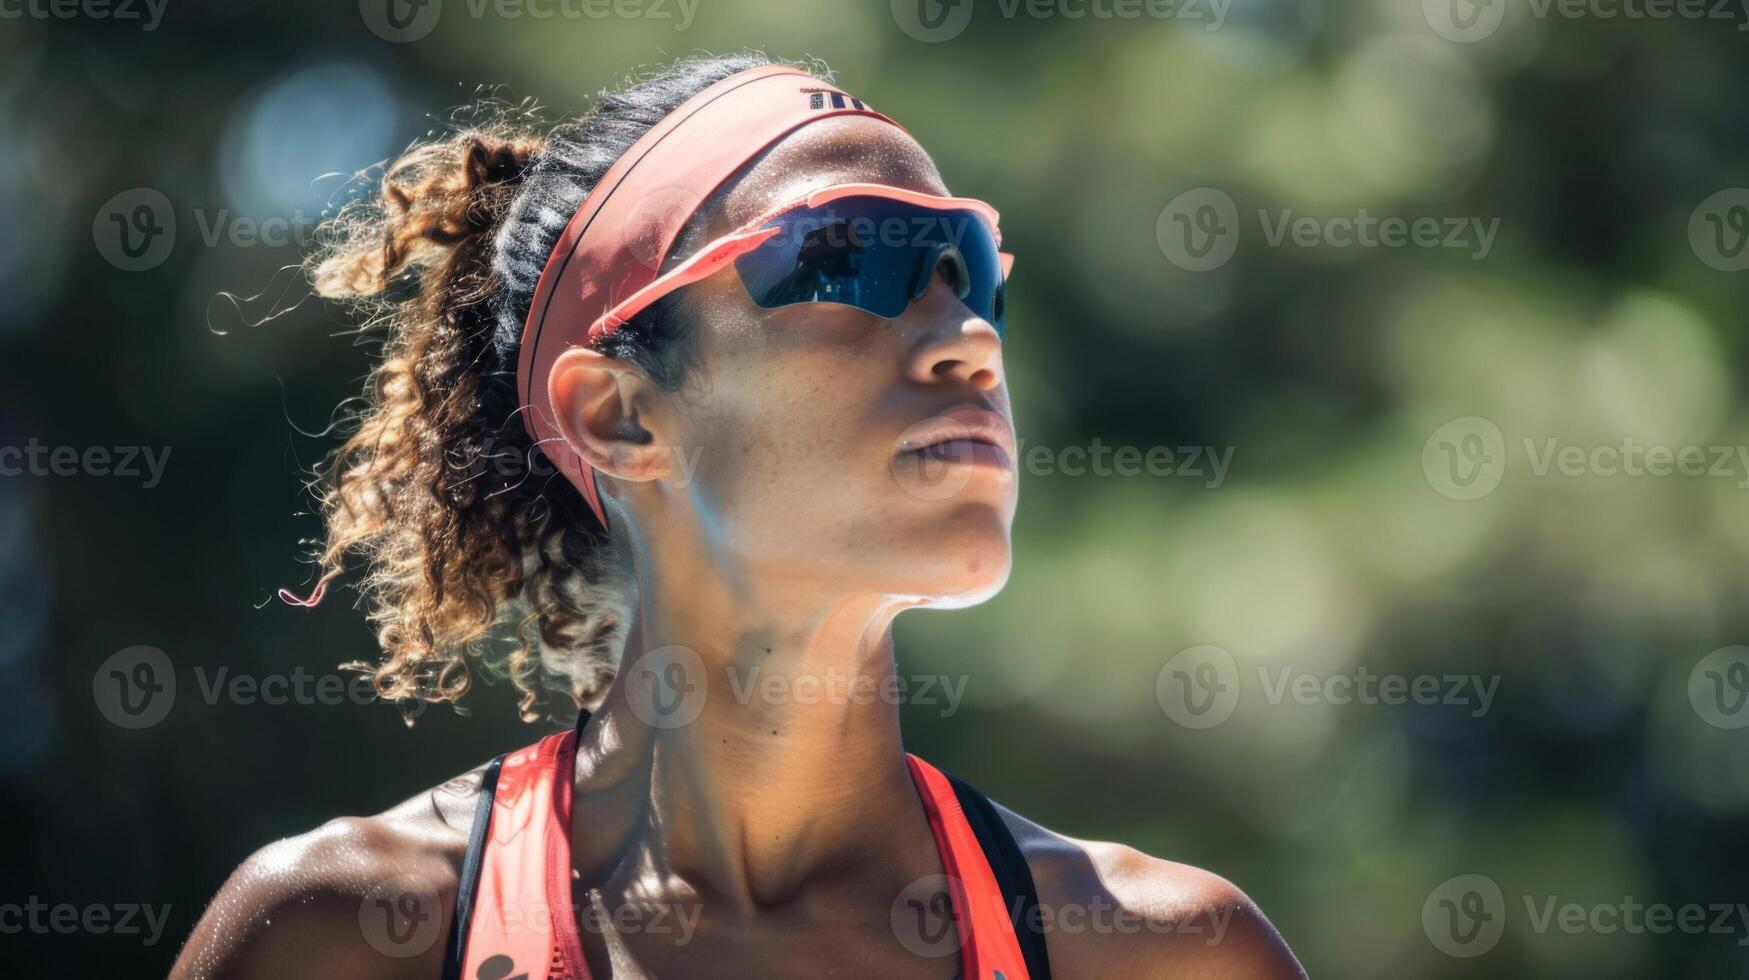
{"left": 733, "top": 196, "right": 1006, "bottom": 335}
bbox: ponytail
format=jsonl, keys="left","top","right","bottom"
{"left": 293, "top": 53, "right": 799, "bottom": 723}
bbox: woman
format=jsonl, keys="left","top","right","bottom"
{"left": 171, "top": 53, "right": 1304, "bottom": 979}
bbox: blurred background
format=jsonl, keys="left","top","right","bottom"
{"left": 3, "top": 0, "right": 1747, "bottom": 976}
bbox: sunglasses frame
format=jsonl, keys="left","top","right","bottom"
{"left": 586, "top": 182, "right": 1015, "bottom": 344}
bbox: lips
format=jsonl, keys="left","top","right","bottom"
{"left": 896, "top": 406, "right": 1016, "bottom": 469}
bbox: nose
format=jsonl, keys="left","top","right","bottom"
{"left": 902, "top": 260, "right": 1004, "bottom": 391}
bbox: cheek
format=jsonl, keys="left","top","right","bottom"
{"left": 668, "top": 287, "right": 1013, "bottom": 596}
{"left": 681, "top": 319, "right": 892, "bottom": 539}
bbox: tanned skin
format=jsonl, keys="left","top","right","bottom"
{"left": 171, "top": 113, "right": 1306, "bottom": 979}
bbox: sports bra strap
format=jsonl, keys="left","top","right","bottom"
{"left": 460, "top": 727, "right": 582, "bottom": 980}
{"left": 444, "top": 730, "right": 1049, "bottom": 979}
{"left": 441, "top": 755, "right": 503, "bottom": 980}
{"left": 904, "top": 755, "right": 1036, "bottom": 979}
{"left": 943, "top": 769, "right": 1053, "bottom": 980}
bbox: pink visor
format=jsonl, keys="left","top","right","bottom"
{"left": 517, "top": 65, "right": 998, "bottom": 532}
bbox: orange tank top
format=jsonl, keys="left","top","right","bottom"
{"left": 441, "top": 723, "right": 1049, "bottom": 979}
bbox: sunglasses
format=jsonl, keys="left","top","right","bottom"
{"left": 587, "top": 183, "right": 1015, "bottom": 343}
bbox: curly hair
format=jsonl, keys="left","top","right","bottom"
{"left": 296, "top": 52, "right": 813, "bottom": 722}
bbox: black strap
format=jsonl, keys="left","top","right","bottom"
{"left": 944, "top": 771, "right": 1053, "bottom": 980}
{"left": 441, "top": 754, "right": 505, "bottom": 980}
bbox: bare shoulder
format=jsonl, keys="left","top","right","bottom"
{"left": 167, "top": 767, "right": 487, "bottom": 980}
{"left": 992, "top": 800, "right": 1305, "bottom": 979}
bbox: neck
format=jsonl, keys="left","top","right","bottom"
{"left": 569, "top": 525, "right": 935, "bottom": 912}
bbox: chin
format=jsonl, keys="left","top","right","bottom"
{"left": 895, "top": 518, "right": 1014, "bottom": 608}
{"left": 924, "top": 566, "right": 1012, "bottom": 609}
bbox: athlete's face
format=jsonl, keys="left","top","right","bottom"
{"left": 654, "top": 116, "right": 1017, "bottom": 605}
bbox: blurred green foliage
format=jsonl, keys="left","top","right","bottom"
{"left": 2, "top": 0, "right": 1746, "bottom": 976}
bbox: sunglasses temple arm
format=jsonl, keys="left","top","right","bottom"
{"left": 588, "top": 225, "right": 783, "bottom": 342}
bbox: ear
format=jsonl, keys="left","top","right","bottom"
{"left": 547, "top": 347, "right": 677, "bottom": 484}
